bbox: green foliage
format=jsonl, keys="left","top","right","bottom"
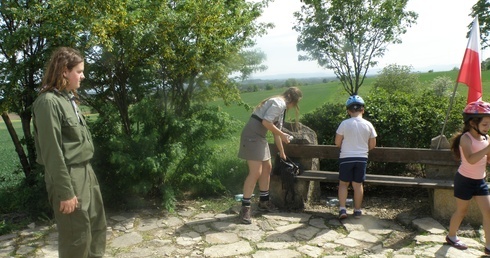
{"left": 0, "top": 166, "right": 51, "bottom": 235}
{"left": 430, "top": 76, "right": 453, "bottom": 97}
{"left": 365, "top": 89, "right": 465, "bottom": 148}
{"left": 301, "top": 87, "right": 466, "bottom": 174}
{"left": 90, "top": 98, "right": 241, "bottom": 210}
{"left": 373, "top": 64, "right": 420, "bottom": 94}
{"left": 285, "top": 78, "right": 299, "bottom": 87}
{"left": 471, "top": 0, "right": 490, "bottom": 49}
{"left": 300, "top": 103, "right": 345, "bottom": 145}
{"left": 294, "top": 0, "right": 418, "bottom": 95}
{"left": 483, "top": 58, "right": 490, "bottom": 71}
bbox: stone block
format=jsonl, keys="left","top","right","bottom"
{"left": 270, "top": 174, "right": 307, "bottom": 210}
{"left": 431, "top": 188, "right": 482, "bottom": 226}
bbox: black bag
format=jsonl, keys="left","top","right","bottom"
{"left": 273, "top": 154, "right": 303, "bottom": 205}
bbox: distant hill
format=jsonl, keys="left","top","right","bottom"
{"left": 249, "top": 63, "right": 460, "bottom": 81}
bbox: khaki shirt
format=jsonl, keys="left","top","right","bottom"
{"left": 33, "top": 90, "right": 94, "bottom": 201}
{"left": 252, "top": 97, "right": 286, "bottom": 129}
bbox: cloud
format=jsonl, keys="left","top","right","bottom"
{"left": 252, "top": 0, "right": 486, "bottom": 78}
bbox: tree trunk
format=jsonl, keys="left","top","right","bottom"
{"left": 1, "top": 111, "right": 31, "bottom": 178}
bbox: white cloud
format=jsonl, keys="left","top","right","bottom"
{"left": 252, "top": 0, "right": 487, "bottom": 78}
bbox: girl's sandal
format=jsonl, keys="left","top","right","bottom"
{"left": 445, "top": 235, "right": 468, "bottom": 250}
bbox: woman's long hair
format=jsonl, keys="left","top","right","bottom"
{"left": 254, "top": 87, "right": 303, "bottom": 122}
{"left": 40, "top": 47, "right": 84, "bottom": 100}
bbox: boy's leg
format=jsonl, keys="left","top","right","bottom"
{"left": 338, "top": 158, "right": 355, "bottom": 209}
{"left": 338, "top": 180, "right": 350, "bottom": 208}
{"left": 351, "top": 159, "right": 367, "bottom": 212}
{"left": 352, "top": 182, "right": 363, "bottom": 210}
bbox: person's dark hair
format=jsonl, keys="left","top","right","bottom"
{"left": 40, "top": 47, "right": 84, "bottom": 96}
{"left": 451, "top": 117, "right": 483, "bottom": 160}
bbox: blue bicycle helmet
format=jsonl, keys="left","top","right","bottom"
{"left": 346, "top": 95, "right": 365, "bottom": 109}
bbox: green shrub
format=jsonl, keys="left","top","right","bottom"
{"left": 90, "top": 98, "right": 241, "bottom": 211}
{"left": 300, "top": 88, "right": 466, "bottom": 175}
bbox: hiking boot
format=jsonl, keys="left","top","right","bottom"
{"left": 239, "top": 206, "right": 251, "bottom": 224}
{"left": 339, "top": 209, "right": 347, "bottom": 220}
{"left": 258, "top": 200, "right": 278, "bottom": 212}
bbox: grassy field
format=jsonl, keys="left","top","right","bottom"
{"left": 215, "top": 69, "right": 490, "bottom": 124}
{"left": 0, "top": 120, "right": 25, "bottom": 188}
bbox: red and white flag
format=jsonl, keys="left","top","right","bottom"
{"left": 457, "top": 16, "right": 482, "bottom": 104}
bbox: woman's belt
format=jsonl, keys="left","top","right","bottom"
{"left": 251, "top": 114, "right": 263, "bottom": 122}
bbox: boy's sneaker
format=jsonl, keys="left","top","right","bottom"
{"left": 238, "top": 206, "right": 252, "bottom": 224}
{"left": 339, "top": 209, "right": 347, "bottom": 220}
{"left": 258, "top": 200, "right": 278, "bottom": 212}
{"left": 354, "top": 210, "right": 362, "bottom": 218}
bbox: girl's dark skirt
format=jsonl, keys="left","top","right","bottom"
{"left": 238, "top": 117, "right": 270, "bottom": 161}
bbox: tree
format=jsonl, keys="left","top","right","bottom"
{"left": 483, "top": 57, "right": 490, "bottom": 70}
{"left": 293, "top": 0, "right": 417, "bottom": 95}
{"left": 471, "top": 0, "right": 490, "bottom": 49}
{"left": 430, "top": 76, "right": 453, "bottom": 97}
{"left": 149, "top": 0, "right": 272, "bottom": 113}
{"left": 81, "top": 0, "right": 272, "bottom": 136}
{"left": 0, "top": 0, "right": 131, "bottom": 180}
{"left": 373, "top": 64, "right": 419, "bottom": 94}
{"left": 285, "top": 78, "right": 298, "bottom": 87}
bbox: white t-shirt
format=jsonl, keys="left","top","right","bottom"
{"left": 336, "top": 117, "right": 377, "bottom": 158}
{"left": 253, "top": 97, "right": 286, "bottom": 129}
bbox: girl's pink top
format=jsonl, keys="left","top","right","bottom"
{"left": 459, "top": 132, "right": 488, "bottom": 180}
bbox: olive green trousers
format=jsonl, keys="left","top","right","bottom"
{"left": 47, "top": 162, "right": 107, "bottom": 258}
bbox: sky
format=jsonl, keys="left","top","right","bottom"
{"left": 251, "top": 0, "right": 488, "bottom": 79}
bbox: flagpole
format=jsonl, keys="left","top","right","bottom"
{"left": 437, "top": 81, "right": 459, "bottom": 149}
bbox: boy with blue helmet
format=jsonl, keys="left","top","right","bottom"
{"left": 335, "top": 95, "right": 377, "bottom": 219}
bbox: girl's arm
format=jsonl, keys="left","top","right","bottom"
{"left": 262, "top": 120, "right": 289, "bottom": 159}
{"left": 460, "top": 134, "right": 490, "bottom": 164}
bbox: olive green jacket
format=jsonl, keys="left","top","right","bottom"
{"left": 33, "top": 90, "right": 94, "bottom": 201}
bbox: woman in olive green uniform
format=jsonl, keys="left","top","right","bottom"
{"left": 33, "top": 47, "right": 106, "bottom": 258}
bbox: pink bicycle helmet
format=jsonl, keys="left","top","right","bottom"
{"left": 463, "top": 101, "right": 490, "bottom": 122}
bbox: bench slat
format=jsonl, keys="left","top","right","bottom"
{"left": 295, "top": 170, "right": 454, "bottom": 189}
{"left": 270, "top": 144, "right": 458, "bottom": 166}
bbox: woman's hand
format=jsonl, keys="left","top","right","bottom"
{"left": 279, "top": 152, "right": 287, "bottom": 160}
{"left": 59, "top": 196, "right": 78, "bottom": 214}
{"left": 281, "top": 133, "right": 291, "bottom": 144}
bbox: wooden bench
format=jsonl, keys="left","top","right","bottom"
{"left": 269, "top": 143, "right": 490, "bottom": 224}
{"left": 296, "top": 171, "right": 454, "bottom": 189}
{"left": 270, "top": 144, "right": 457, "bottom": 190}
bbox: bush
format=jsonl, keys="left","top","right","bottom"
{"left": 373, "top": 64, "right": 420, "bottom": 94}
{"left": 0, "top": 166, "right": 51, "bottom": 235}
{"left": 300, "top": 88, "right": 466, "bottom": 175}
{"left": 90, "top": 99, "right": 241, "bottom": 211}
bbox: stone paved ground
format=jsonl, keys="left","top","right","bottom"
{"left": 1, "top": 198, "right": 489, "bottom": 258}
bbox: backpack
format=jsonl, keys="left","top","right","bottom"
{"left": 273, "top": 154, "right": 303, "bottom": 206}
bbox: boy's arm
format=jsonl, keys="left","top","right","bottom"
{"left": 368, "top": 137, "right": 376, "bottom": 150}
{"left": 335, "top": 133, "right": 343, "bottom": 147}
